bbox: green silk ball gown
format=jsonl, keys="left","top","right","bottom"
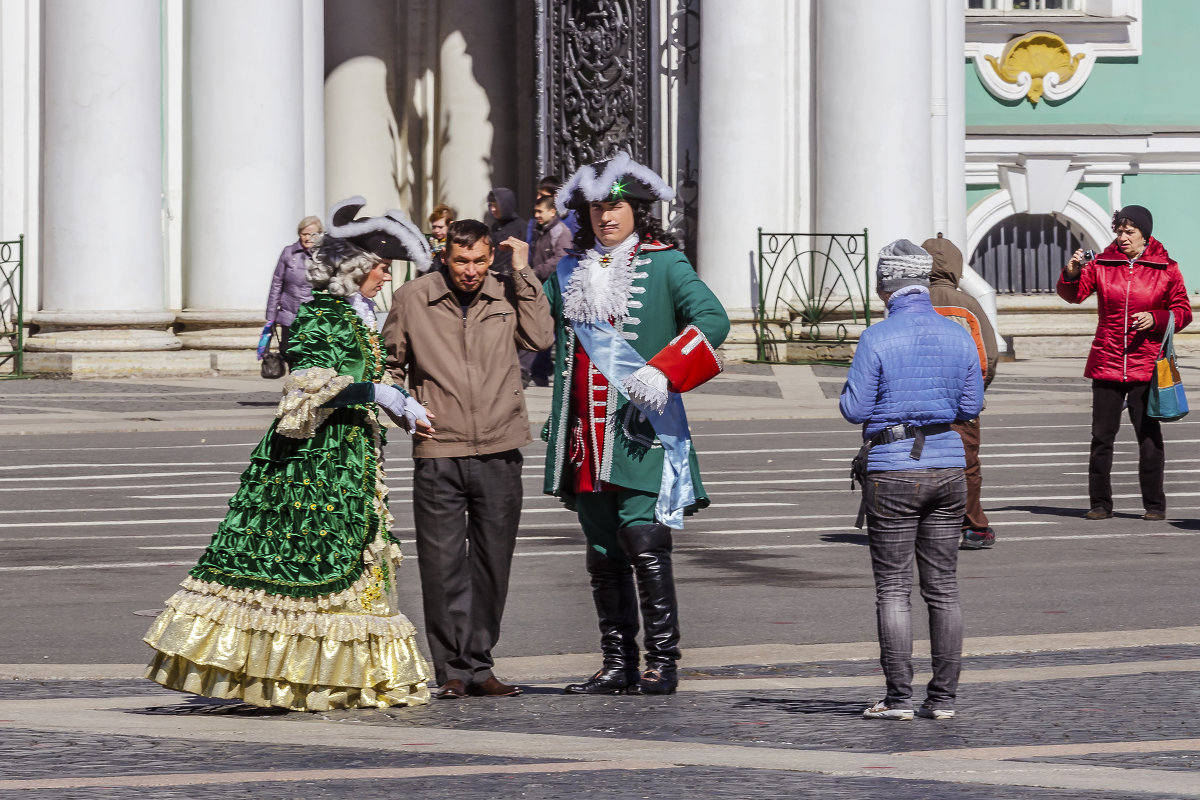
{"left": 144, "top": 292, "right": 431, "bottom": 710}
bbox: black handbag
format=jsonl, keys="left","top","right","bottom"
{"left": 260, "top": 326, "right": 287, "bottom": 379}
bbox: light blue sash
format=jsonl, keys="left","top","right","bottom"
{"left": 559, "top": 256, "right": 695, "bottom": 528}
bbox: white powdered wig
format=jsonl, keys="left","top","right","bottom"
{"left": 306, "top": 235, "right": 379, "bottom": 298}
{"left": 325, "top": 196, "right": 433, "bottom": 271}
{"left": 556, "top": 152, "right": 675, "bottom": 216}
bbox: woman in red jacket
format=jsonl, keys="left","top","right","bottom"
{"left": 1059, "top": 205, "right": 1191, "bottom": 521}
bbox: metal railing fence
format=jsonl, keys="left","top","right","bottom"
{"left": 755, "top": 228, "right": 871, "bottom": 362}
{"left": 0, "top": 237, "right": 25, "bottom": 379}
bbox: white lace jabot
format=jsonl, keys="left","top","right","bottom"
{"left": 561, "top": 234, "right": 641, "bottom": 325}
{"left": 347, "top": 292, "right": 379, "bottom": 331}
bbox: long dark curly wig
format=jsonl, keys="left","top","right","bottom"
{"left": 572, "top": 200, "right": 678, "bottom": 251}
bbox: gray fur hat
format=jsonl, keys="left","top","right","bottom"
{"left": 876, "top": 239, "right": 933, "bottom": 293}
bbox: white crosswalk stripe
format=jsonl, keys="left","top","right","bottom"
{"left": 2, "top": 420, "right": 1191, "bottom": 575}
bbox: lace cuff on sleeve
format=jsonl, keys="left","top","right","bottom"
{"left": 275, "top": 367, "right": 355, "bottom": 439}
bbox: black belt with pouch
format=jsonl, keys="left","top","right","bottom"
{"left": 850, "top": 423, "right": 953, "bottom": 528}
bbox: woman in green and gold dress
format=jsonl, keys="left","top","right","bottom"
{"left": 144, "top": 199, "right": 437, "bottom": 711}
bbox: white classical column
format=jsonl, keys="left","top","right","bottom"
{"left": 933, "top": 0, "right": 968, "bottom": 249}
{"left": 945, "top": 2, "right": 967, "bottom": 251}
{"left": 180, "top": 0, "right": 304, "bottom": 363}
{"left": 815, "top": 0, "right": 934, "bottom": 286}
{"left": 324, "top": 0, "right": 403, "bottom": 217}
{"left": 29, "top": 0, "right": 187, "bottom": 376}
{"left": 302, "top": 0, "right": 326, "bottom": 218}
{"left": 695, "top": 0, "right": 797, "bottom": 310}
{"left": 437, "top": 0, "right": 519, "bottom": 219}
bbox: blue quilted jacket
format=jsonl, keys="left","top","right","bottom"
{"left": 839, "top": 290, "right": 984, "bottom": 472}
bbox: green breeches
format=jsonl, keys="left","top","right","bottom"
{"left": 573, "top": 489, "right": 658, "bottom": 564}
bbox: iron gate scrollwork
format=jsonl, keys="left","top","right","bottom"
{"left": 0, "top": 236, "right": 25, "bottom": 378}
{"left": 537, "top": 0, "right": 653, "bottom": 181}
{"left": 756, "top": 229, "right": 872, "bottom": 363}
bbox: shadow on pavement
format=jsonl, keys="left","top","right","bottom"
{"left": 732, "top": 696, "right": 864, "bottom": 716}
{"left": 992, "top": 504, "right": 1083, "bottom": 519}
{"left": 820, "top": 532, "right": 868, "bottom": 546}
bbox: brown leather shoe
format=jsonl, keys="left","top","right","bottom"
{"left": 468, "top": 676, "right": 523, "bottom": 697}
{"left": 434, "top": 679, "right": 468, "bottom": 700}
{"left": 1142, "top": 510, "right": 1166, "bottom": 521}
{"left": 1084, "top": 508, "right": 1113, "bottom": 520}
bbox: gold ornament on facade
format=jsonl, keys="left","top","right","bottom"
{"left": 985, "top": 31, "right": 1084, "bottom": 105}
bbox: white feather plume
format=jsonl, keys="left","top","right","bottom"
{"left": 324, "top": 196, "right": 433, "bottom": 270}
{"left": 556, "top": 152, "right": 675, "bottom": 215}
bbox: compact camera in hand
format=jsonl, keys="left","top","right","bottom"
{"left": 1083, "top": 249, "right": 1096, "bottom": 262}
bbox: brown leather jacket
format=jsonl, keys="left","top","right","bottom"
{"left": 382, "top": 265, "right": 553, "bottom": 458}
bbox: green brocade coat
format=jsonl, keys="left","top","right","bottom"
{"left": 542, "top": 245, "right": 730, "bottom": 509}
{"left": 188, "top": 292, "right": 396, "bottom": 599}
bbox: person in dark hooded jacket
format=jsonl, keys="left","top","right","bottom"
{"left": 923, "top": 235, "right": 998, "bottom": 550}
{"left": 487, "top": 188, "right": 527, "bottom": 277}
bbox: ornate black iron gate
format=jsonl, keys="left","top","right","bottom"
{"left": 536, "top": 0, "right": 654, "bottom": 180}
{"left": 535, "top": 0, "right": 700, "bottom": 254}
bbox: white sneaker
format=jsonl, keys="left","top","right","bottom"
{"left": 862, "top": 700, "right": 914, "bottom": 720}
{"left": 917, "top": 704, "right": 956, "bottom": 720}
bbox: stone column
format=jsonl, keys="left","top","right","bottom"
{"left": 815, "top": 0, "right": 934, "bottom": 287}
{"left": 179, "top": 0, "right": 304, "bottom": 369}
{"left": 437, "top": 0, "right": 520, "bottom": 219}
{"left": 695, "top": 0, "right": 796, "bottom": 311}
{"left": 302, "top": 0, "right": 326, "bottom": 218}
{"left": 932, "top": 0, "right": 967, "bottom": 249}
{"left": 27, "top": 0, "right": 191, "bottom": 376}
{"left": 323, "top": 0, "right": 403, "bottom": 217}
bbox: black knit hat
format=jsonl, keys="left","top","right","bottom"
{"left": 1113, "top": 205, "right": 1153, "bottom": 239}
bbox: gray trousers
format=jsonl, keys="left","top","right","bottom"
{"left": 412, "top": 450, "right": 523, "bottom": 685}
{"left": 863, "top": 467, "right": 965, "bottom": 710}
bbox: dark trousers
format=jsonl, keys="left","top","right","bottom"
{"left": 278, "top": 324, "right": 295, "bottom": 368}
{"left": 519, "top": 348, "right": 554, "bottom": 385}
{"left": 952, "top": 417, "right": 989, "bottom": 530}
{"left": 864, "top": 468, "right": 965, "bottom": 710}
{"left": 412, "top": 450, "right": 523, "bottom": 685}
{"left": 1089, "top": 379, "right": 1165, "bottom": 514}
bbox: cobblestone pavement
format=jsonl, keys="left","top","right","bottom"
{"left": 251, "top": 671, "right": 1200, "bottom": 754}
{"left": 0, "top": 769, "right": 1186, "bottom": 800}
{"left": 6, "top": 358, "right": 1200, "bottom": 797}
{"left": 5, "top": 645, "right": 1200, "bottom": 798}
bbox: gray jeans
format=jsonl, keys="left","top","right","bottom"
{"left": 863, "top": 468, "right": 966, "bottom": 709}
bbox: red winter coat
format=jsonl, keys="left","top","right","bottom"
{"left": 1057, "top": 237, "right": 1192, "bottom": 382}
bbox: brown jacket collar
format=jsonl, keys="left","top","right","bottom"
{"left": 423, "top": 266, "right": 507, "bottom": 306}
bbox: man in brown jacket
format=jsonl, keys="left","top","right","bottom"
{"left": 923, "top": 234, "right": 999, "bottom": 550}
{"left": 383, "top": 219, "right": 553, "bottom": 699}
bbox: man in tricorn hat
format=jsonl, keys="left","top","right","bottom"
{"left": 544, "top": 152, "right": 730, "bottom": 696}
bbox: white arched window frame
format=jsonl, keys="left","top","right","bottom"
{"left": 966, "top": 187, "right": 1113, "bottom": 264}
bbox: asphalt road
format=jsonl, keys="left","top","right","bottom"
{"left": 4, "top": 411, "right": 1200, "bottom": 667}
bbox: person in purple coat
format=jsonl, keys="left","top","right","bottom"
{"left": 266, "top": 215, "right": 323, "bottom": 363}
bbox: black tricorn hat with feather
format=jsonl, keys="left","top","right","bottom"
{"left": 325, "top": 196, "right": 432, "bottom": 270}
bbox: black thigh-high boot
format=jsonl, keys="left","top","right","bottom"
{"left": 564, "top": 547, "right": 640, "bottom": 694}
{"left": 617, "top": 523, "right": 680, "bottom": 694}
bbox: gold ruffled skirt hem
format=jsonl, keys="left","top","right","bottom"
{"left": 144, "top": 607, "right": 431, "bottom": 711}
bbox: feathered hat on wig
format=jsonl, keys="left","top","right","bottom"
{"left": 556, "top": 152, "right": 675, "bottom": 216}
{"left": 324, "top": 196, "right": 432, "bottom": 270}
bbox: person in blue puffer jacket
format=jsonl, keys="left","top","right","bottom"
{"left": 840, "top": 239, "right": 983, "bottom": 723}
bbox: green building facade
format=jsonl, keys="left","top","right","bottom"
{"left": 963, "top": 0, "right": 1200, "bottom": 291}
